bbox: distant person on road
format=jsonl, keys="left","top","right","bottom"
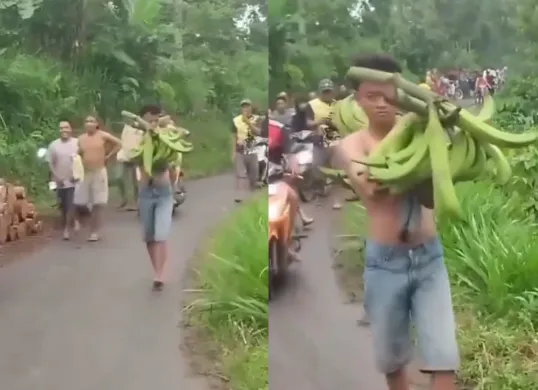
{"left": 47, "top": 121, "right": 81, "bottom": 240}
{"left": 136, "top": 104, "right": 175, "bottom": 291}
{"left": 231, "top": 99, "right": 261, "bottom": 202}
{"left": 335, "top": 53, "right": 460, "bottom": 390}
{"left": 116, "top": 122, "right": 144, "bottom": 211}
{"left": 75, "top": 115, "right": 122, "bottom": 241}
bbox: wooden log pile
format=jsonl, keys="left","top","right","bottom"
{"left": 0, "top": 179, "right": 44, "bottom": 244}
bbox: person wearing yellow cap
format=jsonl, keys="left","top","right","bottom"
{"left": 231, "top": 99, "right": 261, "bottom": 202}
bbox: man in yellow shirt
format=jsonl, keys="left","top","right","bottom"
{"left": 116, "top": 123, "right": 144, "bottom": 210}
{"left": 305, "top": 79, "right": 343, "bottom": 209}
{"left": 232, "top": 99, "right": 261, "bottom": 202}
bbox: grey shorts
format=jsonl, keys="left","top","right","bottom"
{"left": 74, "top": 168, "right": 108, "bottom": 205}
{"left": 138, "top": 184, "right": 174, "bottom": 242}
{"left": 364, "top": 238, "right": 459, "bottom": 374}
{"left": 234, "top": 152, "right": 258, "bottom": 186}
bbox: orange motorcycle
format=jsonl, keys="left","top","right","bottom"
{"left": 268, "top": 163, "right": 303, "bottom": 299}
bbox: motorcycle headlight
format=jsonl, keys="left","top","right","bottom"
{"left": 296, "top": 150, "right": 313, "bottom": 165}
{"left": 268, "top": 198, "right": 285, "bottom": 221}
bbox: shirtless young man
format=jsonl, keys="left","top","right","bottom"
{"left": 335, "top": 54, "right": 459, "bottom": 390}
{"left": 75, "top": 116, "right": 122, "bottom": 241}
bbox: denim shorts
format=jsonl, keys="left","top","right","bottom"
{"left": 138, "top": 183, "right": 173, "bottom": 242}
{"left": 363, "top": 238, "right": 459, "bottom": 374}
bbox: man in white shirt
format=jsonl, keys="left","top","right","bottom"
{"left": 116, "top": 124, "right": 143, "bottom": 210}
{"left": 47, "top": 121, "right": 80, "bottom": 240}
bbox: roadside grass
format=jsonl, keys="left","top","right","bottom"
{"left": 180, "top": 114, "right": 233, "bottom": 179}
{"left": 333, "top": 181, "right": 538, "bottom": 389}
{"left": 184, "top": 193, "right": 268, "bottom": 390}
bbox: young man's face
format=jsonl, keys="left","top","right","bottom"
{"left": 59, "top": 121, "right": 72, "bottom": 139}
{"left": 356, "top": 81, "right": 397, "bottom": 127}
{"left": 320, "top": 89, "right": 334, "bottom": 102}
{"left": 142, "top": 112, "right": 159, "bottom": 129}
{"left": 84, "top": 116, "right": 98, "bottom": 133}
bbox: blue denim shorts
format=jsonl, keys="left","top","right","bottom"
{"left": 363, "top": 237, "right": 459, "bottom": 374}
{"left": 138, "top": 183, "right": 173, "bottom": 242}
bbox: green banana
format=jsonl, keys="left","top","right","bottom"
{"left": 142, "top": 133, "right": 155, "bottom": 175}
{"left": 426, "top": 102, "right": 463, "bottom": 220}
{"left": 458, "top": 134, "right": 476, "bottom": 175}
{"left": 369, "top": 112, "right": 420, "bottom": 158}
{"left": 367, "top": 132, "right": 429, "bottom": 182}
{"left": 483, "top": 143, "right": 512, "bottom": 185}
{"left": 447, "top": 131, "right": 469, "bottom": 177}
{"left": 455, "top": 139, "right": 487, "bottom": 183}
{"left": 458, "top": 109, "right": 538, "bottom": 148}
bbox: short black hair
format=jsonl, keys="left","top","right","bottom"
{"left": 349, "top": 53, "right": 402, "bottom": 88}
{"left": 139, "top": 104, "right": 162, "bottom": 117}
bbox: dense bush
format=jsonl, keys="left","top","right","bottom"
{"left": 0, "top": 0, "right": 268, "bottom": 194}
{"left": 185, "top": 193, "right": 268, "bottom": 390}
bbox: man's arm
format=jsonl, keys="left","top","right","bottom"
{"left": 101, "top": 131, "right": 122, "bottom": 160}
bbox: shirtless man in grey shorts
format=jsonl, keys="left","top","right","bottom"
{"left": 335, "top": 54, "right": 459, "bottom": 390}
{"left": 75, "top": 116, "right": 122, "bottom": 241}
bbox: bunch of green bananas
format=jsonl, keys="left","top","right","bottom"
{"left": 121, "top": 110, "right": 193, "bottom": 175}
{"left": 321, "top": 68, "right": 538, "bottom": 220}
{"left": 331, "top": 95, "right": 369, "bottom": 135}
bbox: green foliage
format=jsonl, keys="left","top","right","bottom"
{"left": 268, "top": 0, "right": 522, "bottom": 101}
{"left": 0, "top": 0, "right": 267, "bottom": 191}
{"left": 185, "top": 193, "right": 268, "bottom": 390}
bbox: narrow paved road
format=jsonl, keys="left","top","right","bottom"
{"left": 0, "top": 174, "right": 234, "bottom": 390}
{"left": 269, "top": 202, "right": 386, "bottom": 389}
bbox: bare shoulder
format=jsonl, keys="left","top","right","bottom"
{"left": 97, "top": 130, "right": 110, "bottom": 138}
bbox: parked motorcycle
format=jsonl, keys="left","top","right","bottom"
{"left": 268, "top": 161, "right": 305, "bottom": 300}
{"left": 289, "top": 130, "right": 330, "bottom": 202}
{"left": 248, "top": 136, "right": 268, "bottom": 186}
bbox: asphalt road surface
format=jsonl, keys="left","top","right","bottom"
{"left": 0, "top": 174, "right": 234, "bottom": 390}
{"left": 269, "top": 202, "right": 386, "bottom": 390}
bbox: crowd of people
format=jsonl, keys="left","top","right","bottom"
{"left": 421, "top": 67, "right": 507, "bottom": 100}
{"left": 46, "top": 105, "right": 182, "bottom": 291}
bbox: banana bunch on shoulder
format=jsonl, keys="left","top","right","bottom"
{"left": 121, "top": 110, "right": 193, "bottom": 175}
{"left": 321, "top": 67, "right": 538, "bottom": 221}
{"left": 331, "top": 95, "right": 369, "bottom": 135}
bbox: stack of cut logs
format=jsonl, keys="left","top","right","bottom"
{"left": 0, "top": 179, "right": 43, "bottom": 244}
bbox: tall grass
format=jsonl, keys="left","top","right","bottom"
{"left": 440, "top": 182, "right": 538, "bottom": 326}
{"left": 185, "top": 193, "right": 268, "bottom": 390}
